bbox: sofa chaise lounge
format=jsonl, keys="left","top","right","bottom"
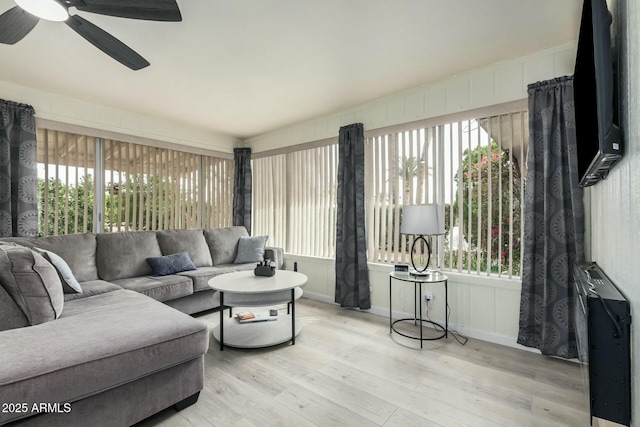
{"left": 0, "top": 226, "right": 284, "bottom": 426}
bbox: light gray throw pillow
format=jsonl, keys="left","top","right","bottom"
{"left": 147, "top": 252, "right": 197, "bottom": 276}
{"left": 34, "top": 248, "right": 83, "bottom": 294}
{"left": 234, "top": 235, "right": 268, "bottom": 264}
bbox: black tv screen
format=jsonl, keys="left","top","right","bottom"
{"left": 573, "top": 0, "right": 623, "bottom": 187}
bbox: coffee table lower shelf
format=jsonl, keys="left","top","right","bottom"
{"left": 212, "top": 313, "right": 303, "bottom": 349}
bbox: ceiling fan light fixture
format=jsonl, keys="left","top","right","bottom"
{"left": 15, "top": 0, "right": 68, "bottom": 22}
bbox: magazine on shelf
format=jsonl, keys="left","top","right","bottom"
{"left": 235, "top": 311, "right": 277, "bottom": 323}
{"left": 235, "top": 311, "right": 255, "bottom": 321}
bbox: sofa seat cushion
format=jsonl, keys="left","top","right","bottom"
{"left": 157, "top": 229, "right": 213, "bottom": 267}
{"left": 111, "top": 275, "right": 193, "bottom": 302}
{"left": 0, "top": 290, "right": 208, "bottom": 425}
{"left": 96, "top": 231, "right": 163, "bottom": 281}
{"left": 177, "top": 263, "right": 255, "bottom": 292}
{"left": 63, "top": 280, "right": 122, "bottom": 302}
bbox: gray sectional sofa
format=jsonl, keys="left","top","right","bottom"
{"left": 0, "top": 226, "right": 283, "bottom": 426}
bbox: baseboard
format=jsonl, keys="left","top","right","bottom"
{"left": 302, "top": 291, "right": 336, "bottom": 305}
{"left": 302, "top": 292, "right": 538, "bottom": 353}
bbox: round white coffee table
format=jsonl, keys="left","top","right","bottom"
{"left": 208, "top": 270, "right": 307, "bottom": 350}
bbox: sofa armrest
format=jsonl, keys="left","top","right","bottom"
{"left": 264, "top": 247, "right": 284, "bottom": 269}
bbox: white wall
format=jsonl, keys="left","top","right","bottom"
{"left": 0, "top": 80, "right": 239, "bottom": 154}
{"left": 246, "top": 41, "right": 577, "bottom": 153}
{"left": 589, "top": 0, "right": 640, "bottom": 424}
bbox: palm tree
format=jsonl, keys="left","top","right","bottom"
{"left": 397, "top": 156, "right": 420, "bottom": 204}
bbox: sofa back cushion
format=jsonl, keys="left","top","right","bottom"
{"left": 157, "top": 229, "right": 213, "bottom": 267}
{"left": 37, "top": 233, "right": 99, "bottom": 282}
{"left": 0, "top": 246, "right": 64, "bottom": 331}
{"left": 0, "top": 233, "right": 99, "bottom": 282}
{"left": 204, "top": 226, "right": 249, "bottom": 265}
{"left": 96, "top": 231, "right": 163, "bottom": 281}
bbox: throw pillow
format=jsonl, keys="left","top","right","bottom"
{"left": 0, "top": 246, "right": 64, "bottom": 328}
{"left": 34, "top": 248, "right": 83, "bottom": 294}
{"left": 146, "top": 252, "right": 197, "bottom": 276}
{"left": 234, "top": 235, "right": 268, "bottom": 264}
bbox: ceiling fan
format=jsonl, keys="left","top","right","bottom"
{"left": 0, "top": 0, "right": 182, "bottom": 70}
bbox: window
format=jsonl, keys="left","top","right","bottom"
{"left": 365, "top": 128, "right": 439, "bottom": 265}
{"left": 37, "top": 129, "right": 96, "bottom": 236}
{"left": 202, "top": 155, "right": 235, "bottom": 228}
{"left": 253, "top": 144, "right": 338, "bottom": 257}
{"left": 366, "top": 108, "right": 528, "bottom": 277}
{"left": 37, "top": 128, "right": 234, "bottom": 236}
{"left": 254, "top": 102, "right": 527, "bottom": 278}
{"left": 103, "top": 139, "right": 205, "bottom": 231}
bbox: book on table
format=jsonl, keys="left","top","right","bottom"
{"left": 235, "top": 311, "right": 255, "bottom": 321}
{"left": 235, "top": 311, "right": 277, "bottom": 323}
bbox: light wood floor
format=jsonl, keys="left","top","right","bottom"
{"left": 138, "top": 298, "right": 590, "bottom": 427}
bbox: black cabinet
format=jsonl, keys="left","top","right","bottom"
{"left": 573, "top": 262, "right": 631, "bottom": 426}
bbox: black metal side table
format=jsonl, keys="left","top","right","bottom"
{"left": 389, "top": 271, "right": 448, "bottom": 348}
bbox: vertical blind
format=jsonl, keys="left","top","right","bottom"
{"left": 365, "top": 111, "right": 527, "bottom": 277}
{"left": 37, "top": 129, "right": 234, "bottom": 236}
{"left": 202, "top": 155, "right": 235, "bottom": 229}
{"left": 38, "top": 129, "right": 95, "bottom": 236}
{"left": 253, "top": 144, "right": 338, "bottom": 257}
{"left": 252, "top": 154, "right": 287, "bottom": 249}
{"left": 252, "top": 107, "right": 527, "bottom": 278}
{"left": 103, "top": 139, "right": 205, "bottom": 231}
{"left": 365, "top": 128, "right": 440, "bottom": 265}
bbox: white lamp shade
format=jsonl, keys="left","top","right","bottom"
{"left": 400, "top": 204, "right": 445, "bottom": 235}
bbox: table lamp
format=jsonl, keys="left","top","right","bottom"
{"left": 400, "top": 204, "right": 445, "bottom": 275}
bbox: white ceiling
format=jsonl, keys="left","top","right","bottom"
{"left": 0, "top": 0, "right": 582, "bottom": 139}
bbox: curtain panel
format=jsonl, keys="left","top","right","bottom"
{"left": 0, "top": 99, "right": 38, "bottom": 238}
{"left": 233, "top": 147, "right": 252, "bottom": 235}
{"left": 517, "top": 77, "right": 585, "bottom": 358}
{"left": 335, "top": 123, "right": 371, "bottom": 309}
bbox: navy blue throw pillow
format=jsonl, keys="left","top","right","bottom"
{"left": 146, "top": 252, "right": 197, "bottom": 276}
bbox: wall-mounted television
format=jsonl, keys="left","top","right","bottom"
{"left": 573, "top": 0, "right": 623, "bottom": 187}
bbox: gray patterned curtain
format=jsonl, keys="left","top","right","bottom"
{"left": 335, "top": 123, "right": 370, "bottom": 309}
{"left": 517, "top": 77, "right": 585, "bottom": 358}
{"left": 233, "top": 147, "right": 252, "bottom": 235}
{"left": 0, "top": 99, "right": 38, "bottom": 238}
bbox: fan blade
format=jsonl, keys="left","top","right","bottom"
{"left": 0, "top": 6, "right": 39, "bottom": 45}
{"left": 65, "top": 15, "right": 149, "bottom": 70}
{"left": 69, "top": 0, "right": 182, "bottom": 22}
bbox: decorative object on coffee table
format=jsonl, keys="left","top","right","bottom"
{"left": 254, "top": 259, "right": 276, "bottom": 277}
